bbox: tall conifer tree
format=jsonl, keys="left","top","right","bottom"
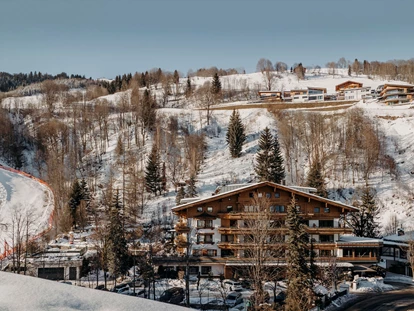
{"left": 255, "top": 127, "right": 285, "bottom": 183}
{"left": 226, "top": 110, "right": 246, "bottom": 158}
{"left": 211, "top": 72, "right": 222, "bottom": 95}
{"left": 145, "top": 145, "right": 162, "bottom": 195}
{"left": 108, "top": 191, "right": 130, "bottom": 279}
{"left": 285, "top": 196, "right": 314, "bottom": 310}
{"left": 306, "top": 160, "right": 327, "bottom": 198}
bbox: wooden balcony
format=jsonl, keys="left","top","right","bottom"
{"left": 218, "top": 227, "right": 287, "bottom": 234}
{"left": 305, "top": 226, "right": 353, "bottom": 235}
{"left": 175, "top": 223, "right": 191, "bottom": 233}
{"left": 217, "top": 242, "right": 284, "bottom": 250}
{"left": 337, "top": 256, "right": 379, "bottom": 263}
{"left": 218, "top": 212, "right": 287, "bottom": 220}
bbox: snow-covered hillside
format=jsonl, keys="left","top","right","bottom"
{"left": 0, "top": 166, "right": 54, "bottom": 254}
{"left": 0, "top": 272, "right": 187, "bottom": 311}
{"left": 1, "top": 69, "right": 414, "bottom": 233}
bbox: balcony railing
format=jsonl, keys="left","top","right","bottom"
{"left": 175, "top": 222, "right": 190, "bottom": 233}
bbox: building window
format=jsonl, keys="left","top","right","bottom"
{"left": 227, "top": 206, "right": 233, "bottom": 212}
{"left": 258, "top": 193, "right": 263, "bottom": 198}
{"left": 207, "top": 250, "right": 217, "bottom": 257}
{"left": 324, "top": 207, "right": 330, "bottom": 213}
{"left": 296, "top": 205, "right": 301, "bottom": 212}
{"left": 197, "top": 220, "right": 213, "bottom": 228}
{"left": 207, "top": 207, "right": 213, "bottom": 213}
{"left": 314, "top": 207, "right": 320, "bottom": 213}
{"left": 249, "top": 192, "right": 254, "bottom": 198}
{"left": 221, "top": 235, "right": 234, "bottom": 242}
{"left": 274, "top": 193, "right": 280, "bottom": 198}
{"left": 197, "top": 234, "right": 213, "bottom": 244}
{"left": 266, "top": 193, "right": 271, "bottom": 198}
{"left": 319, "top": 220, "right": 334, "bottom": 228}
{"left": 271, "top": 205, "right": 285, "bottom": 213}
{"left": 320, "top": 235, "right": 334, "bottom": 243}
{"left": 197, "top": 207, "right": 203, "bottom": 212}
{"left": 201, "top": 266, "right": 212, "bottom": 275}
{"left": 320, "top": 250, "right": 332, "bottom": 257}
{"left": 193, "top": 250, "right": 201, "bottom": 256}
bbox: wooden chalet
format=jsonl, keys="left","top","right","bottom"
{"left": 335, "top": 81, "right": 363, "bottom": 92}
{"left": 166, "top": 182, "right": 381, "bottom": 278}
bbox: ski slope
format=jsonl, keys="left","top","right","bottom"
{"left": 0, "top": 166, "right": 54, "bottom": 255}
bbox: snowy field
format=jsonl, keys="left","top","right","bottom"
{"left": 0, "top": 166, "right": 54, "bottom": 254}
{"left": 0, "top": 272, "right": 187, "bottom": 311}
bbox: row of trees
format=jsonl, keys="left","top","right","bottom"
{"left": 0, "top": 71, "right": 87, "bottom": 93}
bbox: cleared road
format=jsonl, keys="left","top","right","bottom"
{"left": 341, "top": 287, "right": 414, "bottom": 311}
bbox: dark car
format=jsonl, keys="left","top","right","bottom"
{"left": 369, "top": 265, "right": 386, "bottom": 277}
{"left": 274, "top": 291, "right": 286, "bottom": 304}
{"left": 159, "top": 287, "right": 185, "bottom": 305}
{"left": 249, "top": 290, "right": 270, "bottom": 305}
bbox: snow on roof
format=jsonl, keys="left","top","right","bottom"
{"left": 172, "top": 181, "right": 358, "bottom": 212}
{"left": 337, "top": 235, "right": 383, "bottom": 244}
{"left": 383, "top": 231, "right": 414, "bottom": 243}
{"left": 0, "top": 272, "right": 187, "bottom": 311}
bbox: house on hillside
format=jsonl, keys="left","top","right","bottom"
{"left": 343, "top": 87, "right": 371, "bottom": 101}
{"left": 378, "top": 84, "right": 414, "bottom": 105}
{"left": 335, "top": 81, "right": 363, "bottom": 92}
{"left": 308, "top": 87, "right": 327, "bottom": 101}
{"left": 291, "top": 89, "right": 308, "bottom": 102}
{"left": 258, "top": 91, "right": 283, "bottom": 101}
{"left": 159, "top": 182, "right": 382, "bottom": 279}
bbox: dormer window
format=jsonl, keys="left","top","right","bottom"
{"left": 207, "top": 207, "right": 213, "bottom": 213}
{"left": 197, "top": 207, "right": 203, "bottom": 212}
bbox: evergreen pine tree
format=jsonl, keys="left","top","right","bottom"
{"left": 142, "top": 89, "right": 156, "bottom": 131}
{"left": 255, "top": 127, "right": 285, "bottom": 183}
{"left": 285, "top": 196, "right": 314, "bottom": 310}
{"left": 269, "top": 131, "right": 285, "bottom": 183}
{"left": 348, "top": 65, "right": 352, "bottom": 76}
{"left": 80, "top": 178, "right": 91, "bottom": 211}
{"left": 226, "top": 110, "right": 246, "bottom": 158}
{"left": 211, "top": 73, "right": 222, "bottom": 95}
{"left": 185, "top": 175, "right": 198, "bottom": 198}
{"left": 108, "top": 191, "right": 130, "bottom": 279}
{"left": 255, "top": 127, "right": 273, "bottom": 181}
{"left": 306, "top": 160, "right": 327, "bottom": 198}
{"left": 349, "top": 186, "right": 379, "bottom": 238}
{"left": 145, "top": 145, "right": 162, "bottom": 196}
{"left": 185, "top": 77, "right": 192, "bottom": 98}
{"left": 176, "top": 186, "right": 186, "bottom": 205}
{"left": 68, "top": 180, "right": 83, "bottom": 228}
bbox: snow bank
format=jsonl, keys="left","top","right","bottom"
{"left": 0, "top": 272, "right": 187, "bottom": 311}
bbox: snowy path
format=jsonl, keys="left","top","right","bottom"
{"left": 0, "top": 166, "right": 54, "bottom": 254}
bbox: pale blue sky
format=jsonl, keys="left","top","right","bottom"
{"left": 1, "top": 0, "right": 413, "bottom": 78}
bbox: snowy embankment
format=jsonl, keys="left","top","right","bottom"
{"left": 0, "top": 165, "right": 54, "bottom": 255}
{"left": 0, "top": 272, "right": 187, "bottom": 311}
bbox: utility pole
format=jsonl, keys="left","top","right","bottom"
{"left": 185, "top": 231, "right": 190, "bottom": 307}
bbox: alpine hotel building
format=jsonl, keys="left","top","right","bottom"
{"left": 169, "top": 182, "right": 382, "bottom": 278}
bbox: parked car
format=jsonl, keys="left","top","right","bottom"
{"left": 225, "top": 292, "right": 243, "bottom": 307}
{"left": 159, "top": 287, "right": 185, "bottom": 305}
{"left": 223, "top": 279, "right": 243, "bottom": 291}
{"left": 249, "top": 290, "right": 270, "bottom": 305}
{"left": 369, "top": 264, "right": 387, "bottom": 277}
{"left": 274, "top": 291, "right": 286, "bottom": 304}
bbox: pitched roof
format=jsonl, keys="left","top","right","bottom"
{"left": 172, "top": 181, "right": 358, "bottom": 212}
